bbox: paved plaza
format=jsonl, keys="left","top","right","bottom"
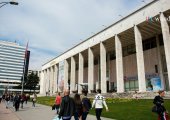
{"left": 0, "top": 102, "right": 113, "bottom": 120}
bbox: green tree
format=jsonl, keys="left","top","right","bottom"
{"left": 25, "top": 72, "right": 40, "bottom": 92}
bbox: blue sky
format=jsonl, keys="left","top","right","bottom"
{"left": 0, "top": 0, "right": 153, "bottom": 70}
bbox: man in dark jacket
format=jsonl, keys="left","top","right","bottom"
{"left": 59, "top": 89, "right": 75, "bottom": 120}
{"left": 14, "top": 93, "right": 20, "bottom": 111}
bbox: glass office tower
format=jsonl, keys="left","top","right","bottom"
{"left": 0, "top": 41, "right": 25, "bottom": 93}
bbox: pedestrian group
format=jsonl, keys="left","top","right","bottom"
{"left": 53, "top": 89, "right": 109, "bottom": 120}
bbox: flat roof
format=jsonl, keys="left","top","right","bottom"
{"left": 0, "top": 40, "right": 25, "bottom": 48}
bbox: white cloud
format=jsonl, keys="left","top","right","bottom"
{"left": 0, "top": 0, "right": 150, "bottom": 70}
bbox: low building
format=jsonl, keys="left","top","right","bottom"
{"left": 40, "top": 0, "right": 170, "bottom": 95}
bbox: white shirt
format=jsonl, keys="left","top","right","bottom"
{"left": 92, "top": 94, "right": 108, "bottom": 109}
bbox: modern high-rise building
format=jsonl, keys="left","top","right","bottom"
{"left": 0, "top": 41, "right": 29, "bottom": 93}
{"left": 40, "top": 0, "right": 170, "bottom": 95}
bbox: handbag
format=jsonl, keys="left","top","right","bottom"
{"left": 52, "top": 104, "right": 56, "bottom": 110}
{"left": 152, "top": 105, "right": 158, "bottom": 113}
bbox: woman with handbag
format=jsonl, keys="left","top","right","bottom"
{"left": 153, "top": 90, "right": 169, "bottom": 120}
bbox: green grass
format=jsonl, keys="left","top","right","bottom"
{"left": 36, "top": 96, "right": 55, "bottom": 106}
{"left": 36, "top": 97, "right": 170, "bottom": 120}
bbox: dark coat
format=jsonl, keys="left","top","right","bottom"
{"left": 59, "top": 95, "right": 75, "bottom": 118}
{"left": 153, "top": 95, "right": 166, "bottom": 114}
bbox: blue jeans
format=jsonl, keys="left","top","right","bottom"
{"left": 74, "top": 112, "right": 79, "bottom": 120}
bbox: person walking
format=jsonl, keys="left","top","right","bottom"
{"left": 74, "top": 94, "right": 83, "bottom": 120}
{"left": 55, "top": 92, "right": 61, "bottom": 114}
{"left": 5, "top": 94, "right": 10, "bottom": 109}
{"left": 92, "top": 89, "right": 109, "bottom": 120}
{"left": 153, "top": 90, "right": 169, "bottom": 120}
{"left": 32, "top": 93, "right": 37, "bottom": 107}
{"left": 59, "top": 89, "right": 75, "bottom": 120}
{"left": 14, "top": 93, "right": 20, "bottom": 111}
{"left": 25, "top": 94, "right": 29, "bottom": 104}
{"left": 81, "top": 90, "right": 91, "bottom": 120}
{"left": 20, "top": 93, "right": 25, "bottom": 109}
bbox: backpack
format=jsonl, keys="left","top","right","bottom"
{"left": 82, "top": 97, "right": 91, "bottom": 112}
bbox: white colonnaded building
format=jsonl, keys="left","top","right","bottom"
{"left": 40, "top": 0, "right": 170, "bottom": 95}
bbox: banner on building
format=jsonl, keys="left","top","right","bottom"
{"left": 58, "top": 61, "right": 64, "bottom": 91}
{"left": 150, "top": 77, "right": 162, "bottom": 91}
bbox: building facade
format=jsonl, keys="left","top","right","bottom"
{"left": 0, "top": 41, "right": 28, "bottom": 93}
{"left": 28, "top": 70, "right": 38, "bottom": 75}
{"left": 40, "top": 0, "right": 170, "bottom": 94}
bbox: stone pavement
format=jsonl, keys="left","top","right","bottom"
{"left": 0, "top": 102, "right": 20, "bottom": 120}
{"left": 0, "top": 101, "right": 114, "bottom": 120}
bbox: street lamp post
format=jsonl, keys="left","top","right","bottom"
{"left": 0, "top": 1, "right": 18, "bottom": 8}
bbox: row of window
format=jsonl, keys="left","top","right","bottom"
{"left": 0, "top": 66, "right": 23, "bottom": 71}
{"left": 0, "top": 44, "right": 25, "bottom": 51}
{"left": 0, "top": 63, "right": 24, "bottom": 68}
{"left": 0, "top": 48, "right": 25, "bottom": 55}
{"left": 0, "top": 70, "right": 23, "bottom": 75}
{"left": 0, "top": 51, "right": 25, "bottom": 58}
{"left": 0, "top": 61, "right": 23, "bottom": 66}
{"left": 0, "top": 55, "right": 24, "bottom": 61}
{"left": 0, "top": 73, "right": 22, "bottom": 78}
{"left": 0, "top": 76, "right": 22, "bottom": 80}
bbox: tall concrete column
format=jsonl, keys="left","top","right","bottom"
{"left": 47, "top": 68, "right": 50, "bottom": 93}
{"left": 64, "top": 59, "right": 69, "bottom": 90}
{"left": 49, "top": 68, "right": 53, "bottom": 94}
{"left": 78, "top": 53, "right": 84, "bottom": 93}
{"left": 100, "top": 42, "right": 107, "bottom": 93}
{"left": 50, "top": 67, "right": 54, "bottom": 94}
{"left": 70, "top": 57, "right": 76, "bottom": 92}
{"left": 96, "top": 56, "right": 100, "bottom": 90}
{"left": 40, "top": 70, "right": 45, "bottom": 95}
{"left": 44, "top": 69, "right": 48, "bottom": 93}
{"left": 115, "top": 35, "right": 124, "bottom": 93}
{"left": 88, "top": 48, "right": 94, "bottom": 93}
{"left": 160, "top": 13, "right": 170, "bottom": 90}
{"left": 156, "top": 35, "right": 164, "bottom": 89}
{"left": 134, "top": 25, "right": 146, "bottom": 92}
{"left": 54, "top": 64, "right": 59, "bottom": 92}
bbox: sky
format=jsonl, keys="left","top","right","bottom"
{"left": 0, "top": 0, "right": 153, "bottom": 70}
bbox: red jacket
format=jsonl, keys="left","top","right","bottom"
{"left": 55, "top": 96, "right": 61, "bottom": 105}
